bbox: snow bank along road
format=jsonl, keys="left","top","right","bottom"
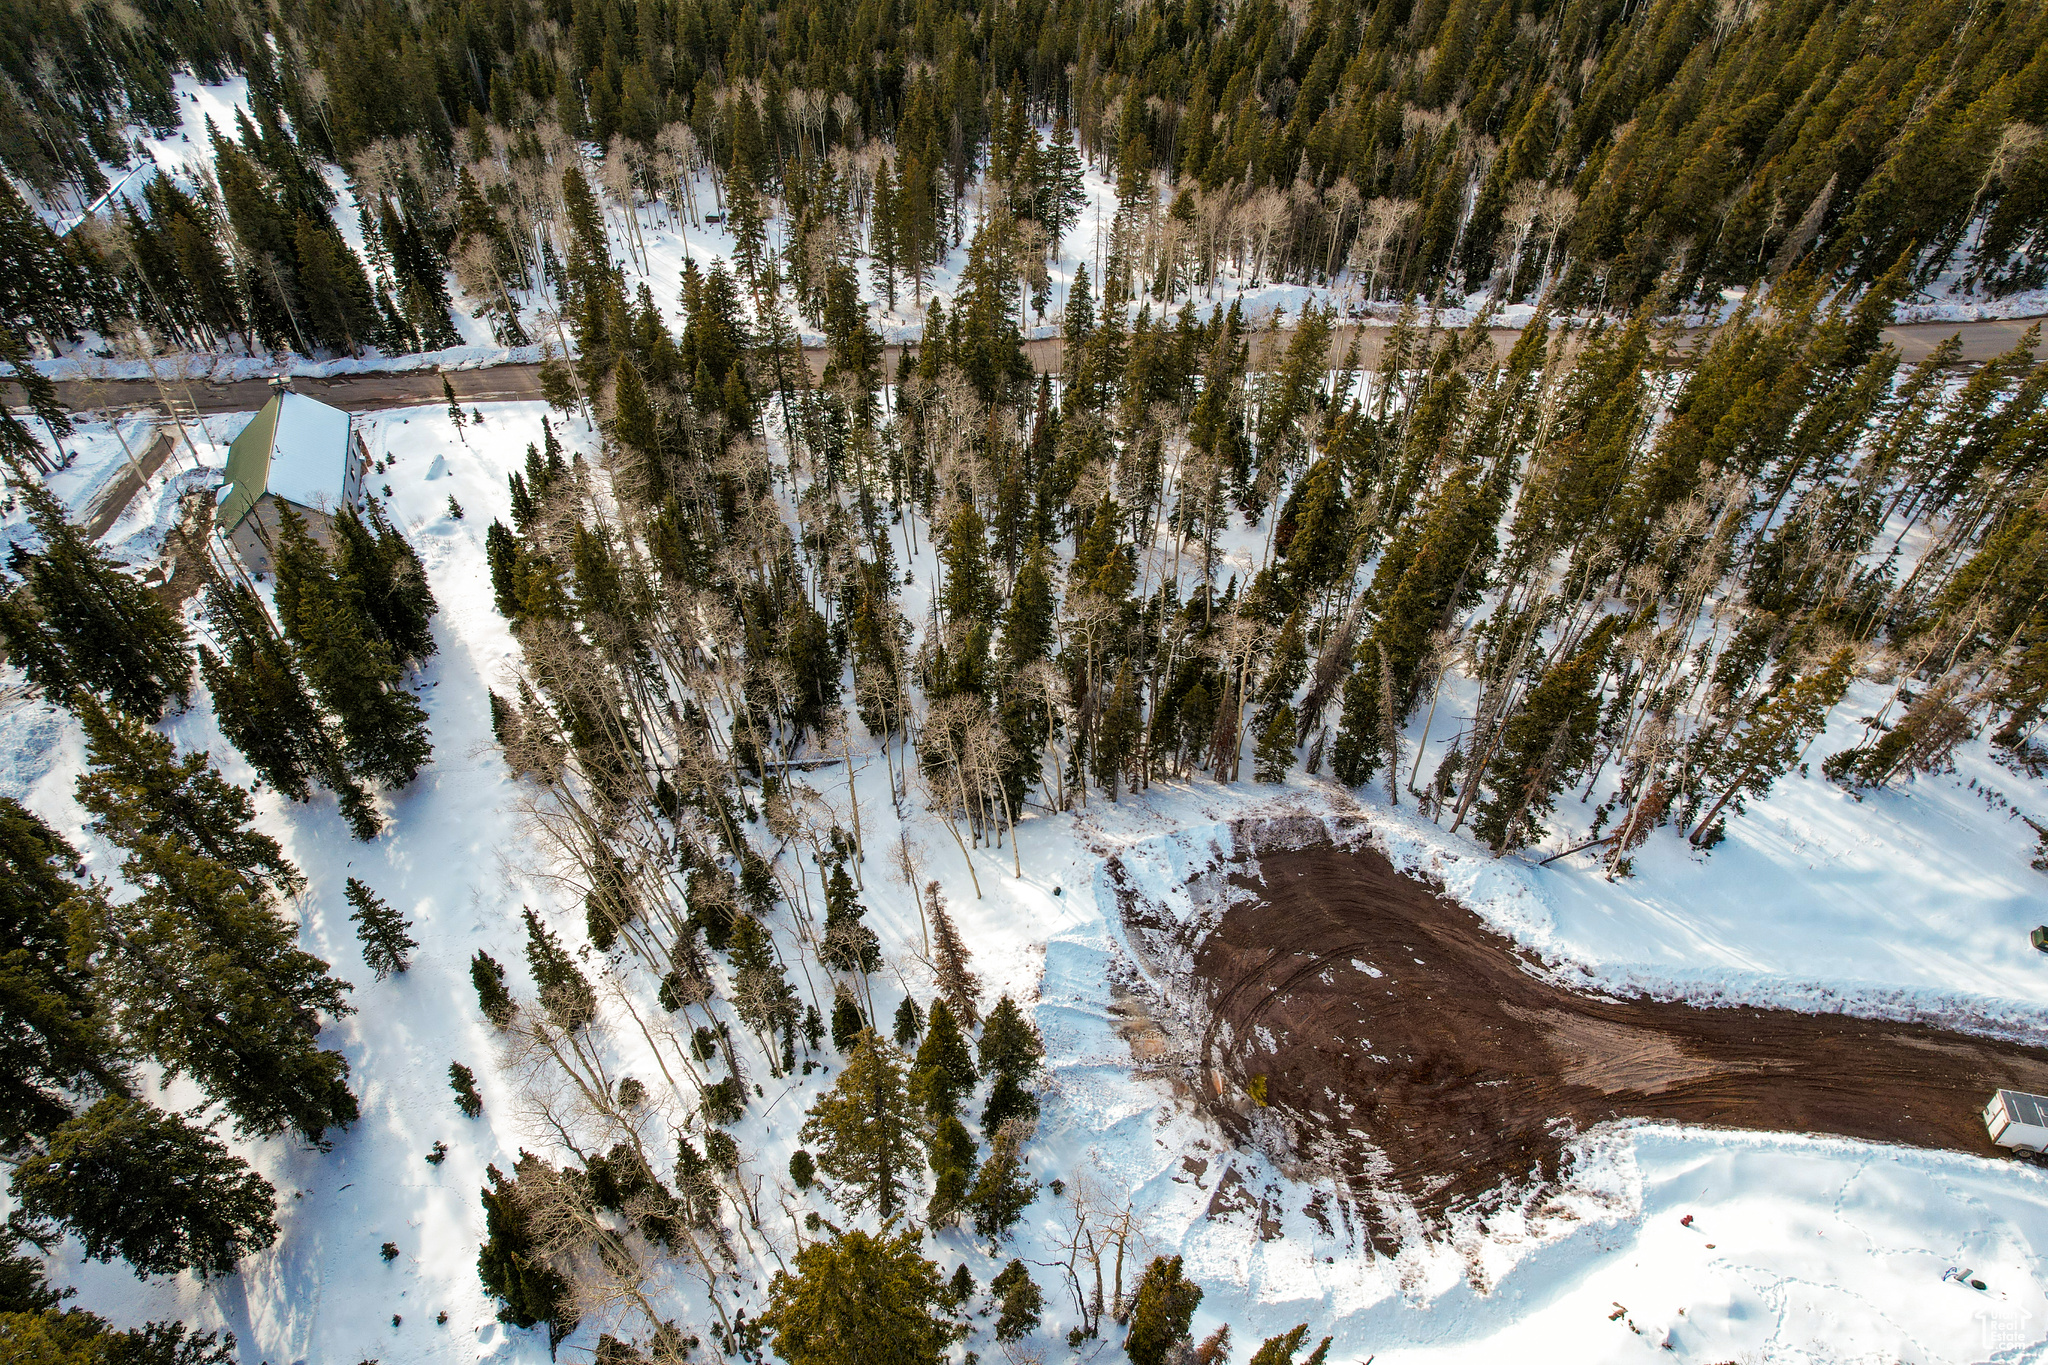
{"left": 1115, "top": 835, "right": 2048, "bottom": 1243}
{"left": 17, "top": 316, "right": 2045, "bottom": 418}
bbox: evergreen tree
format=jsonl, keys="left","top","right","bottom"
{"left": 0, "top": 797, "right": 121, "bottom": 1150}
{"left": 330, "top": 501, "right": 439, "bottom": 668}
{"left": 1247, "top": 1325, "right": 1330, "bottom": 1365}
{"left": 976, "top": 995, "right": 1043, "bottom": 1138}
{"left": 522, "top": 909, "right": 596, "bottom": 1031}
{"left": 74, "top": 697, "right": 303, "bottom": 901}
{"left": 799, "top": 1029, "right": 920, "bottom": 1217}
{"left": 471, "top": 950, "right": 516, "bottom": 1026}
{"left": 761, "top": 1225, "right": 957, "bottom": 1365}
{"left": 977, "top": 996, "right": 1043, "bottom": 1079}
{"left": 728, "top": 914, "right": 799, "bottom": 1069}
{"left": 9, "top": 1097, "right": 278, "bottom": 1278}
{"left": 1042, "top": 116, "right": 1086, "bottom": 251}
{"left": 81, "top": 825, "right": 358, "bottom": 1144}
{"left": 990, "top": 1260, "right": 1043, "bottom": 1342}
{"left": 892, "top": 995, "right": 923, "bottom": 1046}
{"left": 449, "top": 1061, "right": 484, "bottom": 1117}
{"left": 964, "top": 1125, "right": 1036, "bottom": 1242}
{"left": 1124, "top": 1256, "right": 1203, "bottom": 1365}
{"left": 0, "top": 326, "right": 71, "bottom": 469}
{"left": 1254, "top": 702, "right": 1297, "bottom": 783}
{"left": 272, "top": 504, "right": 434, "bottom": 787}
{"left": 1473, "top": 621, "right": 1621, "bottom": 854}
{"left": 1693, "top": 647, "right": 1853, "bottom": 839}
{"left": 477, "top": 1154, "right": 578, "bottom": 1351}
{"left": 198, "top": 569, "right": 379, "bottom": 838}
{"left": 486, "top": 521, "right": 521, "bottom": 617}
{"left": 0, "top": 473, "right": 191, "bottom": 720}
{"left": 831, "top": 988, "right": 865, "bottom": 1054}
{"left": 925, "top": 1112, "right": 976, "bottom": 1226}
{"left": 999, "top": 538, "right": 1057, "bottom": 675}
{"left": 293, "top": 215, "right": 381, "bottom": 353}
{"left": 820, "top": 863, "right": 880, "bottom": 974}
{"left": 909, "top": 997, "right": 977, "bottom": 1121}
{"left": 926, "top": 887, "right": 981, "bottom": 1026}
{"left": 345, "top": 877, "right": 415, "bottom": 979}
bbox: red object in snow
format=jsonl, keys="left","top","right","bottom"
{"left": 1681, "top": 1214, "right": 1694, "bottom": 1227}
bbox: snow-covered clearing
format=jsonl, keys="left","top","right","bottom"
{"left": 3, "top": 404, "right": 2048, "bottom": 1364}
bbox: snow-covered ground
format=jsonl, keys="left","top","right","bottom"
{"left": 5, "top": 402, "right": 2048, "bottom": 1364}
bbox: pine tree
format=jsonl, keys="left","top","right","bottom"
{"left": 486, "top": 521, "right": 521, "bottom": 617}
{"left": 799, "top": 1029, "right": 920, "bottom": 1217}
{"left": 82, "top": 826, "right": 358, "bottom": 1144}
{"left": 831, "top": 988, "right": 865, "bottom": 1054}
{"left": 990, "top": 1260, "right": 1042, "bottom": 1342}
{"left": 477, "top": 1155, "right": 578, "bottom": 1350}
{"left": 199, "top": 569, "right": 378, "bottom": 838}
{"left": 909, "top": 996, "right": 977, "bottom": 1121}
{"left": 977, "top": 995, "right": 1042, "bottom": 1137}
{"left": 1043, "top": 116, "right": 1086, "bottom": 252}
{"left": 0, "top": 797, "right": 121, "bottom": 1149}
{"left": 729, "top": 914, "right": 799, "bottom": 1069}
{"left": 1472, "top": 620, "right": 1621, "bottom": 854}
{"left": 73, "top": 697, "right": 300, "bottom": 895}
{"left": 760, "top": 1225, "right": 957, "bottom": 1365}
{"left": 272, "top": 503, "right": 434, "bottom": 787}
{"left": 449, "top": 1062, "right": 484, "bottom": 1117}
{"left": 964, "top": 1124, "right": 1036, "bottom": 1243}
{"left": 977, "top": 996, "right": 1043, "bottom": 1079}
{"left": 471, "top": 951, "right": 516, "bottom": 1026}
{"left": 0, "top": 326, "right": 71, "bottom": 468}
{"left": 1693, "top": 647, "right": 1854, "bottom": 839}
{"left": 331, "top": 501, "right": 439, "bottom": 668}
{"left": 1124, "top": 1256, "right": 1203, "bottom": 1365}
{"left": 999, "top": 538, "right": 1057, "bottom": 676}
{"left": 1254, "top": 702, "right": 1297, "bottom": 783}
{"left": 893, "top": 996, "right": 923, "bottom": 1046}
{"left": 523, "top": 909, "right": 596, "bottom": 1031}
{"left": 1248, "top": 1325, "right": 1330, "bottom": 1365}
{"left": 925, "top": 1112, "right": 976, "bottom": 1227}
{"left": 925, "top": 885, "right": 982, "bottom": 1026}
{"left": 0, "top": 472, "right": 191, "bottom": 720}
{"left": 444, "top": 374, "right": 467, "bottom": 435}
{"left": 345, "top": 877, "right": 415, "bottom": 979}
{"left": 9, "top": 1097, "right": 278, "bottom": 1278}
{"left": 820, "top": 863, "right": 880, "bottom": 974}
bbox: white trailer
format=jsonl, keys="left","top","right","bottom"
{"left": 1984, "top": 1090, "right": 2048, "bottom": 1153}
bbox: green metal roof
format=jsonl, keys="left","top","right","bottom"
{"left": 217, "top": 394, "right": 280, "bottom": 533}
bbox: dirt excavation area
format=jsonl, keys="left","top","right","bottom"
{"left": 1125, "top": 837, "right": 2048, "bottom": 1227}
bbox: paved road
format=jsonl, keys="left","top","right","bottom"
{"left": 13, "top": 316, "right": 2040, "bottom": 417}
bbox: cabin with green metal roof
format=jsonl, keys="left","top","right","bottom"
{"left": 215, "top": 387, "right": 370, "bottom": 574}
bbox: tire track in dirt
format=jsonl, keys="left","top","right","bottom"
{"left": 1130, "top": 838, "right": 2048, "bottom": 1228}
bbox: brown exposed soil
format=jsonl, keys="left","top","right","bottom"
{"left": 1122, "top": 834, "right": 2048, "bottom": 1232}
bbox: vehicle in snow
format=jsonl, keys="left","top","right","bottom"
{"left": 1983, "top": 1090, "right": 2048, "bottom": 1153}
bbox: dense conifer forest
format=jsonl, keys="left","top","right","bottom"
{"left": 2, "top": 0, "right": 2048, "bottom": 1358}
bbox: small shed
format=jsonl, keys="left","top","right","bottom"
{"left": 216, "top": 387, "right": 370, "bottom": 574}
{"left": 1984, "top": 1089, "right": 2048, "bottom": 1153}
